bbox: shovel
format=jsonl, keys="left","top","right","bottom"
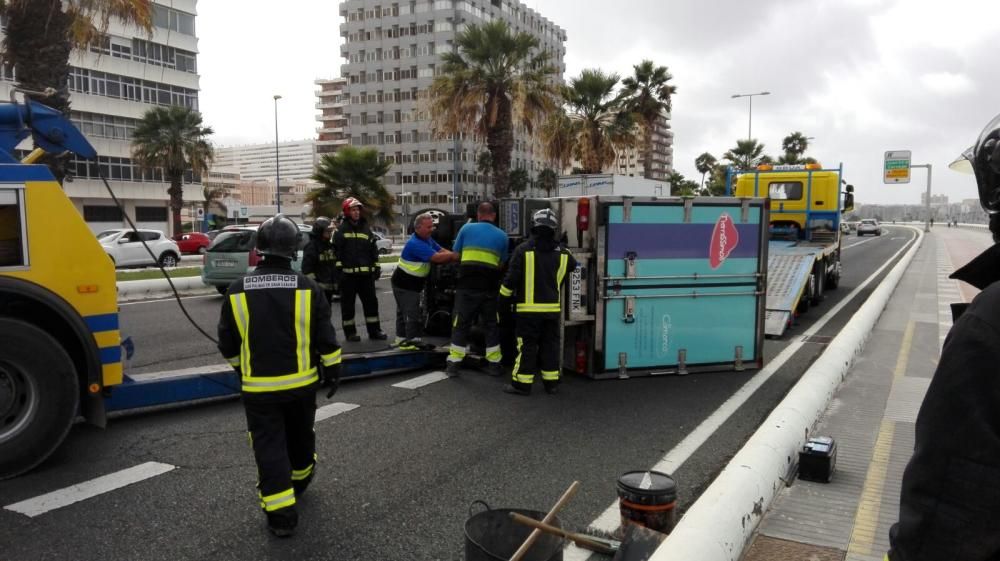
{"left": 509, "top": 512, "right": 620, "bottom": 555}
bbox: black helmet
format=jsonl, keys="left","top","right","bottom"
{"left": 257, "top": 214, "right": 300, "bottom": 260}
{"left": 531, "top": 208, "right": 559, "bottom": 232}
{"left": 971, "top": 113, "right": 1000, "bottom": 214}
{"left": 312, "top": 216, "right": 332, "bottom": 236}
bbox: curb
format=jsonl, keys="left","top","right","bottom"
{"left": 116, "top": 263, "right": 399, "bottom": 303}
{"left": 650, "top": 227, "right": 924, "bottom": 561}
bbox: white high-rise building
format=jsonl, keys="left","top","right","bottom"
{"left": 214, "top": 140, "right": 319, "bottom": 183}
{"left": 326, "top": 0, "right": 567, "bottom": 217}
{"left": 0, "top": 0, "right": 201, "bottom": 235}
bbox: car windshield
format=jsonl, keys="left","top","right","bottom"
{"left": 208, "top": 231, "right": 255, "bottom": 252}
{"left": 96, "top": 230, "right": 122, "bottom": 240}
{"left": 862, "top": 220, "right": 876, "bottom": 225}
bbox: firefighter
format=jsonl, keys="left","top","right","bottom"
{"left": 217, "top": 214, "right": 342, "bottom": 537}
{"left": 887, "top": 113, "right": 1000, "bottom": 560}
{"left": 333, "top": 197, "right": 387, "bottom": 342}
{"left": 302, "top": 216, "right": 338, "bottom": 303}
{"left": 446, "top": 201, "right": 509, "bottom": 377}
{"left": 391, "top": 212, "right": 456, "bottom": 349}
{"left": 498, "top": 208, "right": 577, "bottom": 395}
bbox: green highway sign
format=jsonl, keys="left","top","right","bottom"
{"left": 884, "top": 150, "right": 911, "bottom": 184}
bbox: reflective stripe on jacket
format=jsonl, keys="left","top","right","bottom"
{"left": 500, "top": 237, "right": 577, "bottom": 315}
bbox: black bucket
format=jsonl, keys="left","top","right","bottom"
{"left": 464, "top": 501, "right": 564, "bottom": 561}
{"left": 617, "top": 470, "right": 678, "bottom": 534}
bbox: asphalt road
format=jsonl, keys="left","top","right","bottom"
{"left": 0, "top": 227, "right": 916, "bottom": 561}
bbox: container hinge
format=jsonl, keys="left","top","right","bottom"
{"left": 623, "top": 296, "right": 636, "bottom": 323}
{"left": 624, "top": 251, "right": 637, "bottom": 279}
{"left": 683, "top": 198, "right": 694, "bottom": 223}
{"left": 618, "top": 352, "right": 629, "bottom": 379}
{"left": 734, "top": 345, "right": 744, "bottom": 371}
{"left": 622, "top": 198, "right": 633, "bottom": 223}
{"left": 677, "top": 349, "right": 688, "bottom": 376}
{"left": 741, "top": 198, "right": 751, "bottom": 223}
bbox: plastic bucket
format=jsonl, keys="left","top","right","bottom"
{"left": 464, "top": 501, "right": 564, "bottom": 561}
{"left": 617, "top": 470, "right": 677, "bottom": 534}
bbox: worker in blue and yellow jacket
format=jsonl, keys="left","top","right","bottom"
{"left": 218, "top": 214, "right": 342, "bottom": 538}
{"left": 499, "top": 208, "right": 577, "bottom": 396}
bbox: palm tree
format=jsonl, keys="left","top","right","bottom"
{"left": 131, "top": 106, "right": 214, "bottom": 235}
{"left": 202, "top": 185, "right": 227, "bottom": 226}
{"left": 723, "top": 139, "right": 769, "bottom": 171}
{"left": 546, "top": 69, "right": 635, "bottom": 174}
{"left": 537, "top": 168, "right": 558, "bottom": 197}
{"left": 695, "top": 152, "right": 717, "bottom": 190}
{"left": 540, "top": 110, "right": 575, "bottom": 173}
{"left": 509, "top": 168, "right": 530, "bottom": 195}
{"left": 620, "top": 60, "right": 677, "bottom": 179}
{"left": 429, "top": 20, "right": 559, "bottom": 198}
{"left": 777, "top": 131, "right": 812, "bottom": 164}
{"left": 2, "top": 0, "right": 153, "bottom": 179}
{"left": 308, "top": 146, "right": 394, "bottom": 226}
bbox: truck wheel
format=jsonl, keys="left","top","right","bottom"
{"left": 827, "top": 271, "right": 840, "bottom": 290}
{"left": 0, "top": 318, "right": 79, "bottom": 479}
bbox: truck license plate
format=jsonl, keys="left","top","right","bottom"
{"left": 213, "top": 259, "right": 237, "bottom": 267}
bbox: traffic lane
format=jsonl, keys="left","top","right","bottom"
{"left": 0, "top": 232, "right": 915, "bottom": 560}
{"left": 119, "top": 277, "right": 401, "bottom": 375}
{"left": 938, "top": 226, "right": 993, "bottom": 302}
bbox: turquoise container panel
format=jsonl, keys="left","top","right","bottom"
{"left": 602, "top": 202, "right": 765, "bottom": 372}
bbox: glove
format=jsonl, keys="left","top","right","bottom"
{"left": 372, "top": 265, "right": 382, "bottom": 279}
{"left": 321, "top": 363, "right": 341, "bottom": 399}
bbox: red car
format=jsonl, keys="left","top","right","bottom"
{"left": 172, "top": 232, "right": 211, "bottom": 254}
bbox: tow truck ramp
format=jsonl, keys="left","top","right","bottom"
{"left": 763, "top": 247, "right": 820, "bottom": 337}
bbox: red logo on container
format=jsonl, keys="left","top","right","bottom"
{"left": 709, "top": 213, "right": 739, "bottom": 269}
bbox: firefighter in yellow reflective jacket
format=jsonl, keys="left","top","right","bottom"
{"left": 217, "top": 214, "right": 342, "bottom": 538}
{"left": 499, "top": 208, "right": 577, "bottom": 395}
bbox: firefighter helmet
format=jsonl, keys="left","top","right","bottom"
{"left": 311, "top": 216, "right": 332, "bottom": 236}
{"left": 531, "top": 208, "right": 559, "bottom": 232}
{"left": 342, "top": 197, "right": 363, "bottom": 214}
{"left": 256, "top": 214, "right": 300, "bottom": 260}
{"left": 971, "top": 113, "right": 1000, "bottom": 214}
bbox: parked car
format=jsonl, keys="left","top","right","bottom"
{"left": 98, "top": 229, "right": 180, "bottom": 268}
{"left": 201, "top": 224, "right": 309, "bottom": 294}
{"left": 172, "top": 232, "right": 211, "bottom": 254}
{"left": 373, "top": 231, "right": 393, "bottom": 255}
{"left": 857, "top": 219, "right": 882, "bottom": 236}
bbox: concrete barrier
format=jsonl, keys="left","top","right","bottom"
{"left": 116, "top": 263, "right": 399, "bottom": 302}
{"left": 650, "top": 227, "right": 925, "bottom": 561}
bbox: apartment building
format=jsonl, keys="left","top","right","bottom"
{"left": 332, "top": 0, "right": 566, "bottom": 216}
{"left": 614, "top": 110, "right": 674, "bottom": 180}
{"left": 214, "top": 139, "right": 319, "bottom": 183}
{"left": 0, "top": 0, "right": 202, "bottom": 235}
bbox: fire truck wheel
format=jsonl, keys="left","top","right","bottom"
{"left": 0, "top": 318, "right": 79, "bottom": 480}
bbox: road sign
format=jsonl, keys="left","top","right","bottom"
{"left": 195, "top": 207, "right": 205, "bottom": 219}
{"left": 884, "top": 150, "right": 911, "bottom": 184}
{"left": 239, "top": 206, "right": 249, "bottom": 218}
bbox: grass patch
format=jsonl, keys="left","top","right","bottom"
{"left": 117, "top": 267, "right": 202, "bottom": 281}
{"left": 378, "top": 255, "right": 399, "bottom": 263}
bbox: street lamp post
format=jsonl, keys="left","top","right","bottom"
{"left": 273, "top": 94, "right": 282, "bottom": 213}
{"left": 731, "top": 91, "right": 771, "bottom": 140}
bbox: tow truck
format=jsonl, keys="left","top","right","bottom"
{"left": 0, "top": 97, "right": 443, "bottom": 479}
{"left": 730, "top": 163, "right": 855, "bottom": 336}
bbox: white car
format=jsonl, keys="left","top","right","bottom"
{"left": 97, "top": 229, "right": 181, "bottom": 268}
{"left": 856, "top": 219, "right": 882, "bottom": 236}
{"left": 373, "top": 231, "right": 393, "bottom": 255}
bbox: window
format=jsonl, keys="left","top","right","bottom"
{"left": 0, "top": 189, "right": 26, "bottom": 267}
{"left": 768, "top": 182, "right": 803, "bottom": 200}
{"left": 136, "top": 207, "right": 168, "bottom": 222}
{"left": 84, "top": 205, "right": 124, "bottom": 222}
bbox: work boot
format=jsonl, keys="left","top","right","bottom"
{"left": 266, "top": 511, "right": 297, "bottom": 538}
{"left": 392, "top": 336, "right": 405, "bottom": 347}
{"left": 503, "top": 383, "right": 531, "bottom": 396}
{"left": 345, "top": 334, "right": 361, "bottom": 343}
{"left": 446, "top": 361, "right": 461, "bottom": 378}
{"left": 268, "top": 525, "right": 295, "bottom": 538}
{"left": 543, "top": 382, "right": 559, "bottom": 395}
{"left": 486, "top": 362, "right": 503, "bottom": 377}
{"left": 369, "top": 331, "right": 388, "bottom": 341}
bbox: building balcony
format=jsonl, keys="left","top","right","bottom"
{"left": 316, "top": 126, "right": 346, "bottom": 134}
{"left": 317, "top": 138, "right": 350, "bottom": 146}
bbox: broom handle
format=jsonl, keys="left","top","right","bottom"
{"left": 509, "top": 512, "right": 616, "bottom": 555}
{"left": 508, "top": 480, "right": 580, "bottom": 561}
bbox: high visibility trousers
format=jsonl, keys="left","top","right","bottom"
{"left": 511, "top": 314, "right": 561, "bottom": 391}
{"left": 340, "top": 273, "right": 382, "bottom": 337}
{"left": 244, "top": 390, "right": 317, "bottom": 529}
{"left": 448, "top": 288, "right": 501, "bottom": 365}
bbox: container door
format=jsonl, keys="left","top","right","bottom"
{"left": 601, "top": 200, "right": 767, "bottom": 374}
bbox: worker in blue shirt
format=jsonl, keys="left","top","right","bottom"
{"left": 447, "top": 201, "right": 510, "bottom": 377}
{"left": 391, "top": 212, "right": 456, "bottom": 350}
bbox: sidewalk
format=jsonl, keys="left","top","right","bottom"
{"left": 742, "top": 228, "right": 990, "bottom": 561}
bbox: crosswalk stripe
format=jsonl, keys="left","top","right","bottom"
{"left": 392, "top": 371, "right": 448, "bottom": 390}
{"left": 315, "top": 402, "right": 360, "bottom": 422}
{"left": 3, "top": 461, "right": 176, "bottom": 518}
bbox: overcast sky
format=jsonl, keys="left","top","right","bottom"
{"left": 198, "top": 0, "right": 1000, "bottom": 206}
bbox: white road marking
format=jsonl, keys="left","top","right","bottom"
{"left": 842, "top": 236, "right": 879, "bottom": 250}
{"left": 119, "top": 293, "right": 218, "bottom": 306}
{"left": 392, "top": 371, "right": 448, "bottom": 389}
{"left": 564, "top": 228, "right": 919, "bottom": 560}
{"left": 315, "top": 402, "right": 360, "bottom": 423}
{"left": 3, "top": 461, "right": 176, "bottom": 518}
